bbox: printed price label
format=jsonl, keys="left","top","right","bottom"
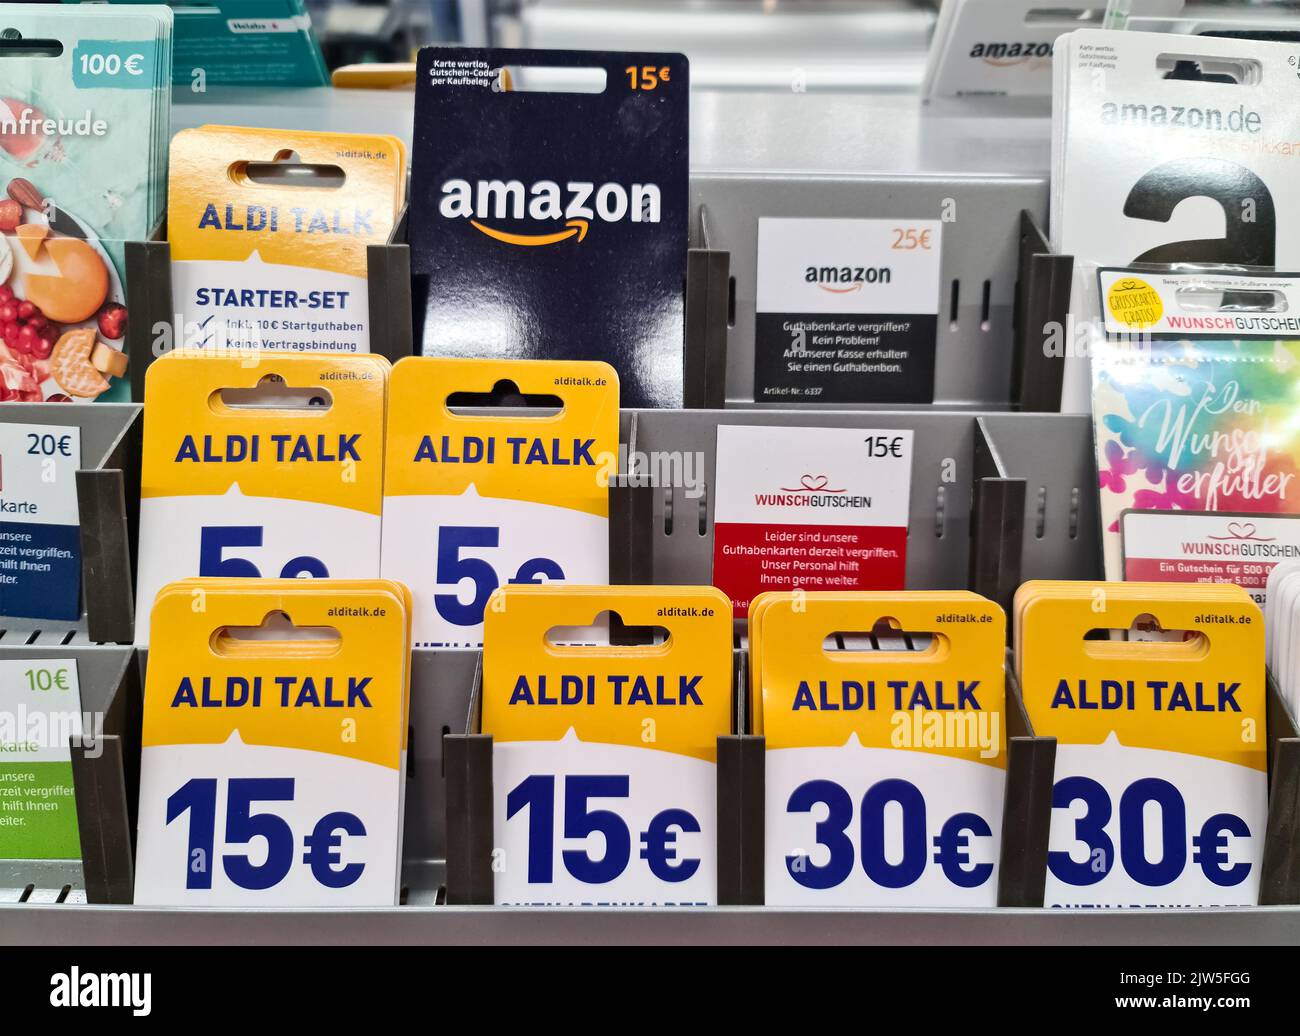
{"left": 754, "top": 218, "right": 941, "bottom": 404}
{"left": 712, "top": 425, "right": 912, "bottom": 617}
{"left": 134, "top": 353, "right": 387, "bottom": 643}
{"left": 0, "top": 423, "right": 81, "bottom": 622}
{"left": 382, "top": 357, "right": 619, "bottom": 648}
{"left": 768, "top": 749, "right": 1002, "bottom": 905}
{"left": 495, "top": 739, "right": 715, "bottom": 905}
{"left": 0, "top": 659, "right": 83, "bottom": 861}
{"left": 134, "top": 580, "right": 410, "bottom": 906}
{"left": 1047, "top": 741, "right": 1263, "bottom": 906}
{"left": 483, "top": 585, "right": 732, "bottom": 905}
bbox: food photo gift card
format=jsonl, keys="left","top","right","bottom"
{"left": 134, "top": 352, "right": 388, "bottom": 642}
{"left": 0, "top": 657, "right": 82, "bottom": 863}
{"left": 1018, "top": 581, "right": 1266, "bottom": 908}
{"left": 753, "top": 218, "right": 943, "bottom": 404}
{"left": 135, "top": 578, "right": 410, "bottom": 907}
{"left": 408, "top": 48, "right": 688, "bottom": 408}
{"left": 758, "top": 592, "right": 1006, "bottom": 907}
{"left": 482, "top": 585, "right": 733, "bottom": 906}
{"left": 168, "top": 125, "right": 406, "bottom": 354}
{"left": 381, "top": 356, "right": 619, "bottom": 649}
{"left": 0, "top": 421, "right": 80, "bottom": 621}
{"left": 1092, "top": 268, "right": 1300, "bottom": 600}
{"left": 712, "top": 424, "right": 913, "bottom": 617}
{"left": 0, "top": 4, "right": 173, "bottom": 401}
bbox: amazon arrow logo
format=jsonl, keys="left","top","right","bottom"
{"left": 470, "top": 217, "right": 589, "bottom": 246}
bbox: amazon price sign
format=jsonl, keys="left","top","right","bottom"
{"left": 711, "top": 424, "right": 913, "bottom": 618}
{"left": 753, "top": 218, "right": 943, "bottom": 405}
{"left": 408, "top": 47, "right": 689, "bottom": 408}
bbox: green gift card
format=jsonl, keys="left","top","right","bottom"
{"left": 0, "top": 659, "right": 83, "bottom": 860}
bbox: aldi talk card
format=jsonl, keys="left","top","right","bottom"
{"left": 409, "top": 49, "right": 688, "bottom": 408}
{"left": 0, "top": 423, "right": 81, "bottom": 621}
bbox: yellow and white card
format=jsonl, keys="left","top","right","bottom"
{"left": 1019, "top": 581, "right": 1266, "bottom": 907}
{"left": 756, "top": 591, "right": 1006, "bottom": 906}
{"left": 168, "top": 125, "right": 406, "bottom": 353}
{"left": 134, "top": 579, "right": 410, "bottom": 906}
{"left": 382, "top": 357, "right": 619, "bottom": 648}
{"left": 135, "top": 352, "right": 388, "bottom": 643}
{"left": 482, "top": 585, "right": 733, "bottom": 905}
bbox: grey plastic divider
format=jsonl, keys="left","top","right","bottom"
{"left": 0, "top": 402, "right": 142, "bottom": 644}
{"left": 0, "top": 645, "right": 139, "bottom": 905}
{"left": 1012, "top": 211, "right": 1074, "bottom": 414}
{"left": 977, "top": 412, "right": 1101, "bottom": 583}
{"left": 998, "top": 659, "right": 1055, "bottom": 907}
{"left": 1261, "top": 670, "right": 1300, "bottom": 905}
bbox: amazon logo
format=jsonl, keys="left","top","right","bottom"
{"left": 439, "top": 178, "right": 661, "bottom": 246}
{"left": 969, "top": 40, "right": 1053, "bottom": 67}
{"left": 805, "top": 264, "right": 892, "bottom": 293}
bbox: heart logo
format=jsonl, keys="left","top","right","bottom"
{"left": 1228, "top": 521, "right": 1257, "bottom": 539}
{"left": 800, "top": 474, "right": 829, "bottom": 491}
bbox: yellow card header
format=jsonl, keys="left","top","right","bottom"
{"left": 383, "top": 357, "right": 619, "bottom": 517}
{"left": 143, "top": 579, "right": 409, "bottom": 770}
{"left": 483, "top": 585, "right": 733, "bottom": 761}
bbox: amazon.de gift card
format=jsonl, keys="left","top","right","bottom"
{"left": 409, "top": 48, "right": 688, "bottom": 408}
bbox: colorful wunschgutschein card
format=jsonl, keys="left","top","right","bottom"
{"left": 1093, "top": 268, "right": 1300, "bottom": 605}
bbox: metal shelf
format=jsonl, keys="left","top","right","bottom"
{"left": 5, "top": 903, "right": 1300, "bottom": 946}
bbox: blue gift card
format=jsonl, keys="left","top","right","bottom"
{"left": 409, "top": 48, "right": 689, "bottom": 408}
{"left": 0, "top": 423, "right": 81, "bottom": 622}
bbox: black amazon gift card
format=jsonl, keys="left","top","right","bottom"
{"left": 409, "top": 48, "right": 689, "bottom": 408}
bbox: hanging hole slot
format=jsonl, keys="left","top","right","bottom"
{"left": 1156, "top": 54, "right": 1260, "bottom": 85}
{"left": 0, "top": 36, "right": 63, "bottom": 58}
{"left": 822, "top": 619, "right": 945, "bottom": 658}
{"left": 211, "top": 610, "right": 341, "bottom": 657}
{"left": 545, "top": 610, "right": 669, "bottom": 649}
{"left": 1175, "top": 286, "right": 1287, "bottom": 313}
{"left": 446, "top": 378, "right": 563, "bottom": 415}
{"left": 1083, "top": 615, "right": 1209, "bottom": 658}
{"left": 234, "top": 150, "right": 347, "bottom": 189}
{"left": 1024, "top": 8, "right": 1101, "bottom": 26}
{"left": 496, "top": 65, "right": 607, "bottom": 94}
{"left": 214, "top": 374, "right": 333, "bottom": 410}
